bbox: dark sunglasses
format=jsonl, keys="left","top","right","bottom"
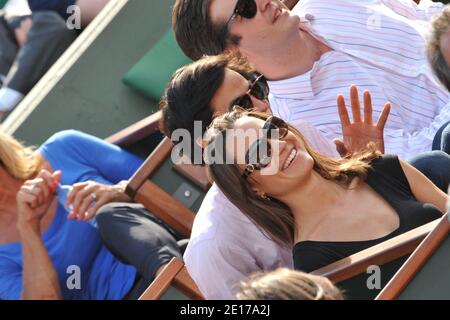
{"left": 231, "top": 74, "right": 269, "bottom": 111}
{"left": 242, "top": 115, "right": 289, "bottom": 180}
{"left": 225, "top": 0, "right": 258, "bottom": 33}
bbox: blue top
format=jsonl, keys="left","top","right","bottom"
{"left": 28, "top": 0, "right": 76, "bottom": 19}
{"left": 0, "top": 130, "right": 144, "bottom": 300}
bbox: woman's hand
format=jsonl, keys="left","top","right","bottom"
{"left": 66, "top": 181, "right": 130, "bottom": 221}
{"left": 16, "top": 170, "right": 61, "bottom": 228}
{"left": 334, "top": 85, "right": 391, "bottom": 156}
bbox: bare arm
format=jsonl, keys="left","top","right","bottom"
{"left": 17, "top": 219, "right": 62, "bottom": 300}
{"left": 16, "top": 170, "right": 63, "bottom": 300}
{"left": 399, "top": 160, "right": 448, "bottom": 213}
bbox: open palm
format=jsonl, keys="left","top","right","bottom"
{"left": 335, "top": 85, "right": 391, "bottom": 156}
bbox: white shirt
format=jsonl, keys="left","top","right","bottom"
{"left": 269, "top": 0, "right": 449, "bottom": 160}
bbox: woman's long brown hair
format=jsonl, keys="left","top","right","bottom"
{"left": 205, "top": 110, "right": 381, "bottom": 248}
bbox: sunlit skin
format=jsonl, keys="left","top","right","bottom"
{"left": 209, "top": 0, "right": 331, "bottom": 80}
{"left": 223, "top": 115, "right": 407, "bottom": 244}
{"left": 210, "top": 68, "right": 270, "bottom": 115}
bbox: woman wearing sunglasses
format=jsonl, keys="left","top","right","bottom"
{"left": 204, "top": 109, "right": 447, "bottom": 272}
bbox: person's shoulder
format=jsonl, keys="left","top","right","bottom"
{"left": 44, "top": 129, "right": 89, "bottom": 146}
{"left": 369, "top": 154, "right": 401, "bottom": 172}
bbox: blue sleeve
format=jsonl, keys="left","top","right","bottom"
{"left": 0, "top": 262, "right": 22, "bottom": 300}
{"left": 39, "top": 130, "right": 144, "bottom": 184}
{"left": 28, "top": 0, "right": 76, "bottom": 19}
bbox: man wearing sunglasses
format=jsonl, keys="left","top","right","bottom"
{"left": 173, "top": 0, "right": 450, "bottom": 160}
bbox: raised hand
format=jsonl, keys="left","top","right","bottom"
{"left": 334, "top": 85, "right": 390, "bottom": 156}
{"left": 16, "top": 170, "right": 61, "bottom": 227}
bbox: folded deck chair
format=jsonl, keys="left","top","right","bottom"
{"left": 377, "top": 213, "right": 450, "bottom": 300}
{"left": 312, "top": 219, "right": 440, "bottom": 300}
{"left": 3, "top": 0, "right": 173, "bottom": 145}
{"left": 125, "top": 137, "right": 211, "bottom": 238}
{"left": 139, "top": 258, "right": 204, "bottom": 300}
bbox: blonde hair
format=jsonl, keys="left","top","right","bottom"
{"left": 428, "top": 5, "right": 450, "bottom": 90}
{"left": 0, "top": 131, "right": 42, "bottom": 180}
{"left": 205, "top": 110, "right": 381, "bottom": 247}
{"left": 237, "top": 268, "right": 343, "bottom": 300}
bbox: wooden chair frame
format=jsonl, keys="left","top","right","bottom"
{"left": 312, "top": 219, "right": 439, "bottom": 284}
{"left": 376, "top": 213, "right": 450, "bottom": 300}
{"left": 139, "top": 258, "right": 204, "bottom": 300}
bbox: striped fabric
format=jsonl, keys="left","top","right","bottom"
{"left": 268, "top": 0, "right": 449, "bottom": 160}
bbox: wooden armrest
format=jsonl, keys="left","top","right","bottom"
{"left": 126, "top": 137, "right": 174, "bottom": 198}
{"left": 312, "top": 219, "right": 439, "bottom": 283}
{"left": 106, "top": 111, "right": 162, "bottom": 146}
{"left": 376, "top": 213, "right": 450, "bottom": 300}
{"left": 135, "top": 180, "right": 195, "bottom": 238}
{"left": 172, "top": 161, "right": 211, "bottom": 191}
{"left": 139, "top": 258, "right": 204, "bottom": 300}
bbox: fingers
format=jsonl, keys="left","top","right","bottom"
{"left": 334, "top": 139, "right": 349, "bottom": 157}
{"left": 19, "top": 184, "right": 47, "bottom": 209}
{"left": 76, "top": 193, "right": 97, "bottom": 221}
{"left": 82, "top": 197, "right": 109, "bottom": 221}
{"left": 350, "top": 85, "right": 362, "bottom": 123}
{"left": 363, "top": 90, "right": 373, "bottom": 125}
{"left": 70, "top": 184, "right": 99, "bottom": 219}
{"left": 337, "top": 94, "right": 351, "bottom": 127}
{"left": 67, "top": 181, "right": 89, "bottom": 205}
{"left": 376, "top": 102, "right": 391, "bottom": 130}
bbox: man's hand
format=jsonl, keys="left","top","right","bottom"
{"left": 334, "top": 85, "right": 390, "bottom": 156}
{"left": 14, "top": 18, "right": 33, "bottom": 47}
{"left": 17, "top": 170, "right": 61, "bottom": 228}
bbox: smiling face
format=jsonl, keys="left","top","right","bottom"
{"left": 225, "top": 115, "right": 315, "bottom": 198}
{"left": 209, "top": 0, "right": 300, "bottom": 56}
{"left": 210, "top": 68, "right": 270, "bottom": 115}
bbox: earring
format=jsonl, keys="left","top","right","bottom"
{"left": 260, "top": 193, "right": 271, "bottom": 201}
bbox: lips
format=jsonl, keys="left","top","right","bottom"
{"left": 273, "top": 7, "right": 281, "bottom": 23}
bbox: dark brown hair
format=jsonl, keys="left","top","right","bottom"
{"left": 205, "top": 110, "right": 381, "bottom": 248}
{"left": 160, "top": 54, "right": 255, "bottom": 164}
{"left": 172, "top": 0, "right": 241, "bottom": 60}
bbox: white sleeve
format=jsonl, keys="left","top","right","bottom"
{"left": 184, "top": 240, "right": 258, "bottom": 300}
{"left": 0, "top": 87, "right": 24, "bottom": 112}
{"left": 380, "top": 0, "right": 443, "bottom": 21}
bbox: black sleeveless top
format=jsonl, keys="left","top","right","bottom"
{"left": 293, "top": 155, "right": 442, "bottom": 272}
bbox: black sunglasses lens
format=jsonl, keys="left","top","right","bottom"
{"left": 235, "top": 95, "right": 253, "bottom": 110}
{"left": 246, "top": 139, "right": 272, "bottom": 168}
{"left": 265, "top": 117, "right": 289, "bottom": 139}
{"left": 236, "top": 0, "right": 257, "bottom": 19}
{"left": 250, "top": 78, "right": 269, "bottom": 100}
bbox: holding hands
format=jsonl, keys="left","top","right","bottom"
{"left": 335, "top": 85, "right": 391, "bottom": 156}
